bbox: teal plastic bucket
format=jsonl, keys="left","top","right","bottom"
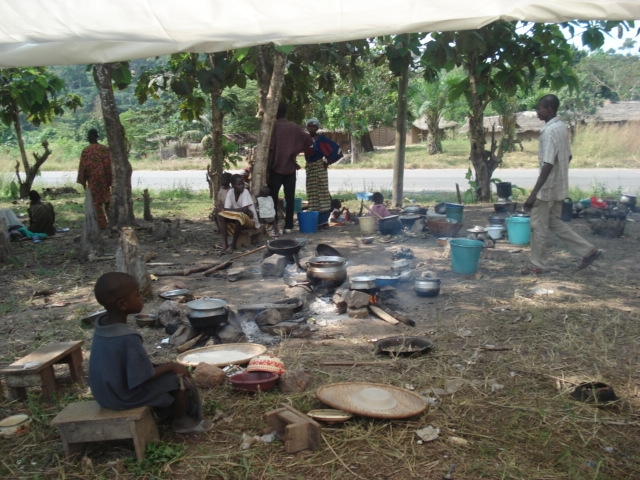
{"left": 450, "top": 239, "right": 484, "bottom": 274}
{"left": 298, "top": 211, "right": 319, "bottom": 233}
{"left": 294, "top": 197, "right": 303, "bottom": 213}
{"left": 506, "top": 217, "right": 531, "bottom": 245}
{"left": 445, "top": 203, "right": 464, "bottom": 223}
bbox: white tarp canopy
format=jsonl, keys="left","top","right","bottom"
{"left": 1, "top": 0, "right": 639, "bottom": 68}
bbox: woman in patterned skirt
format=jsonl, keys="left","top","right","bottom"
{"left": 304, "top": 119, "right": 333, "bottom": 225}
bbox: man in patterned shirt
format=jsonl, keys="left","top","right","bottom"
{"left": 523, "top": 94, "right": 601, "bottom": 274}
{"left": 77, "top": 129, "right": 112, "bottom": 229}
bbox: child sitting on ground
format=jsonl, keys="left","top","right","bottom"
{"left": 257, "top": 186, "right": 280, "bottom": 237}
{"left": 88, "top": 272, "right": 211, "bottom": 434}
{"left": 329, "top": 199, "right": 350, "bottom": 225}
{"left": 368, "top": 192, "right": 391, "bottom": 225}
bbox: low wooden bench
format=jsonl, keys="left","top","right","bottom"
{"left": 235, "top": 226, "right": 264, "bottom": 249}
{"left": 0, "top": 340, "right": 84, "bottom": 403}
{"left": 265, "top": 403, "right": 321, "bottom": 453}
{"left": 51, "top": 401, "right": 159, "bottom": 461}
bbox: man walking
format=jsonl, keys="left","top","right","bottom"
{"left": 77, "top": 128, "right": 112, "bottom": 230}
{"left": 523, "top": 94, "right": 601, "bottom": 274}
{"left": 268, "top": 103, "right": 312, "bottom": 233}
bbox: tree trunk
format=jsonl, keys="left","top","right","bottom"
{"left": 79, "top": 188, "right": 104, "bottom": 261}
{"left": 426, "top": 114, "right": 441, "bottom": 155}
{"left": 93, "top": 63, "right": 135, "bottom": 228}
{"left": 209, "top": 84, "right": 224, "bottom": 211}
{"left": 251, "top": 47, "right": 287, "bottom": 198}
{"left": 115, "top": 227, "right": 154, "bottom": 300}
{"left": 349, "top": 127, "right": 359, "bottom": 164}
{"left": 11, "top": 103, "right": 32, "bottom": 199}
{"left": 360, "top": 131, "right": 374, "bottom": 153}
{"left": 0, "top": 218, "right": 11, "bottom": 263}
{"left": 392, "top": 65, "right": 409, "bottom": 207}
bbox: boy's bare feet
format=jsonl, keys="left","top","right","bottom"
{"left": 173, "top": 419, "right": 214, "bottom": 434}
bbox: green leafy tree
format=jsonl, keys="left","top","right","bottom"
{"left": 421, "top": 20, "right": 633, "bottom": 202}
{"left": 0, "top": 67, "right": 81, "bottom": 198}
{"left": 408, "top": 69, "right": 464, "bottom": 155}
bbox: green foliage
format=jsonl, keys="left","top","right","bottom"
{"left": 124, "top": 441, "right": 185, "bottom": 477}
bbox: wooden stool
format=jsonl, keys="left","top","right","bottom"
{"left": 234, "top": 227, "right": 264, "bottom": 249}
{"left": 0, "top": 340, "right": 84, "bottom": 403}
{"left": 51, "top": 401, "right": 159, "bottom": 461}
{"left": 264, "top": 404, "right": 321, "bottom": 453}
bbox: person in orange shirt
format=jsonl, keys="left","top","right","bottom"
{"left": 77, "top": 129, "right": 112, "bottom": 229}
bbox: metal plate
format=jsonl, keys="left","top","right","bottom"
{"left": 176, "top": 343, "right": 267, "bottom": 367}
{"left": 159, "top": 289, "right": 189, "bottom": 299}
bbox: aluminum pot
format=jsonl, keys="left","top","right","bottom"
{"left": 619, "top": 194, "right": 637, "bottom": 207}
{"left": 403, "top": 205, "right": 421, "bottom": 214}
{"left": 187, "top": 298, "right": 227, "bottom": 318}
{"left": 494, "top": 202, "right": 517, "bottom": 214}
{"left": 350, "top": 275, "right": 377, "bottom": 290}
{"left": 306, "top": 256, "right": 346, "bottom": 268}
{"left": 390, "top": 259, "right": 411, "bottom": 276}
{"left": 414, "top": 278, "right": 441, "bottom": 297}
{"left": 488, "top": 214, "right": 506, "bottom": 226}
{"left": 306, "top": 257, "right": 348, "bottom": 285}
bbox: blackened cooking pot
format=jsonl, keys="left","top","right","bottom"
{"left": 267, "top": 239, "right": 302, "bottom": 256}
{"left": 378, "top": 215, "right": 402, "bottom": 235}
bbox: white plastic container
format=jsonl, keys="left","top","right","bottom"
{"left": 486, "top": 225, "right": 504, "bottom": 240}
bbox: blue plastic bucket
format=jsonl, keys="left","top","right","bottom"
{"left": 445, "top": 203, "right": 464, "bottom": 223}
{"left": 449, "top": 238, "right": 483, "bottom": 274}
{"left": 298, "top": 211, "right": 319, "bottom": 233}
{"left": 506, "top": 217, "right": 531, "bottom": 245}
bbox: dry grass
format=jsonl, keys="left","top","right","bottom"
{"left": 0, "top": 199, "right": 639, "bottom": 479}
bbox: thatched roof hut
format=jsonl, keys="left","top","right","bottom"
{"left": 588, "top": 101, "right": 640, "bottom": 125}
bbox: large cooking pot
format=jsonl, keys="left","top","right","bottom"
{"left": 187, "top": 298, "right": 227, "bottom": 318}
{"left": 414, "top": 278, "right": 441, "bottom": 297}
{"left": 494, "top": 202, "right": 517, "bottom": 214}
{"left": 350, "top": 275, "right": 377, "bottom": 290}
{"left": 488, "top": 214, "right": 506, "bottom": 226}
{"left": 187, "top": 308, "right": 229, "bottom": 331}
{"left": 306, "top": 256, "right": 348, "bottom": 286}
{"left": 267, "top": 239, "right": 302, "bottom": 256}
{"left": 378, "top": 215, "right": 402, "bottom": 235}
{"left": 398, "top": 214, "right": 421, "bottom": 228}
{"left": 619, "top": 194, "right": 637, "bottom": 208}
{"left": 390, "top": 259, "right": 411, "bottom": 276}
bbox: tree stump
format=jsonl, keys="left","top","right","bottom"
{"left": 0, "top": 218, "right": 12, "bottom": 263}
{"left": 143, "top": 189, "right": 153, "bottom": 221}
{"left": 115, "top": 227, "right": 153, "bottom": 300}
{"left": 79, "top": 189, "right": 104, "bottom": 261}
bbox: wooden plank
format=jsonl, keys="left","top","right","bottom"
{"left": 368, "top": 305, "right": 400, "bottom": 325}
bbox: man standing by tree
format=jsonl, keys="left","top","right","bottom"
{"left": 268, "top": 103, "right": 312, "bottom": 233}
{"left": 77, "top": 128, "right": 112, "bottom": 230}
{"left": 523, "top": 94, "right": 601, "bottom": 274}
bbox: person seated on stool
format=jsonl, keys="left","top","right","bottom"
{"left": 89, "top": 272, "right": 212, "bottom": 434}
{"left": 217, "top": 174, "right": 260, "bottom": 255}
{"left": 28, "top": 190, "right": 56, "bottom": 236}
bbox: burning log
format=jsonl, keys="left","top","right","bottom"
{"left": 368, "top": 305, "right": 400, "bottom": 325}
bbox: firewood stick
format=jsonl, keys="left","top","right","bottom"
{"left": 146, "top": 262, "right": 175, "bottom": 267}
{"left": 229, "top": 245, "right": 266, "bottom": 260}
{"left": 183, "top": 263, "right": 219, "bottom": 275}
{"left": 368, "top": 305, "right": 400, "bottom": 325}
{"left": 376, "top": 304, "right": 415, "bottom": 327}
{"left": 176, "top": 334, "right": 203, "bottom": 353}
{"left": 202, "top": 261, "right": 233, "bottom": 276}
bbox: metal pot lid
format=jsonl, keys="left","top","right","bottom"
{"left": 379, "top": 215, "right": 400, "bottom": 221}
{"left": 399, "top": 214, "right": 421, "bottom": 220}
{"left": 467, "top": 226, "right": 487, "bottom": 233}
{"left": 351, "top": 275, "right": 377, "bottom": 282}
{"left": 316, "top": 243, "right": 343, "bottom": 257}
{"left": 187, "top": 297, "right": 227, "bottom": 310}
{"left": 403, "top": 206, "right": 421, "bottom": 213}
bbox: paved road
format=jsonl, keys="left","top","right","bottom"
{"left": 32, "top": 168, "right": 640, "bottom": 193}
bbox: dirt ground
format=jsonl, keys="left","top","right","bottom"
{"left": 1, "top": 204, "right": 639, "bottom": 479}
